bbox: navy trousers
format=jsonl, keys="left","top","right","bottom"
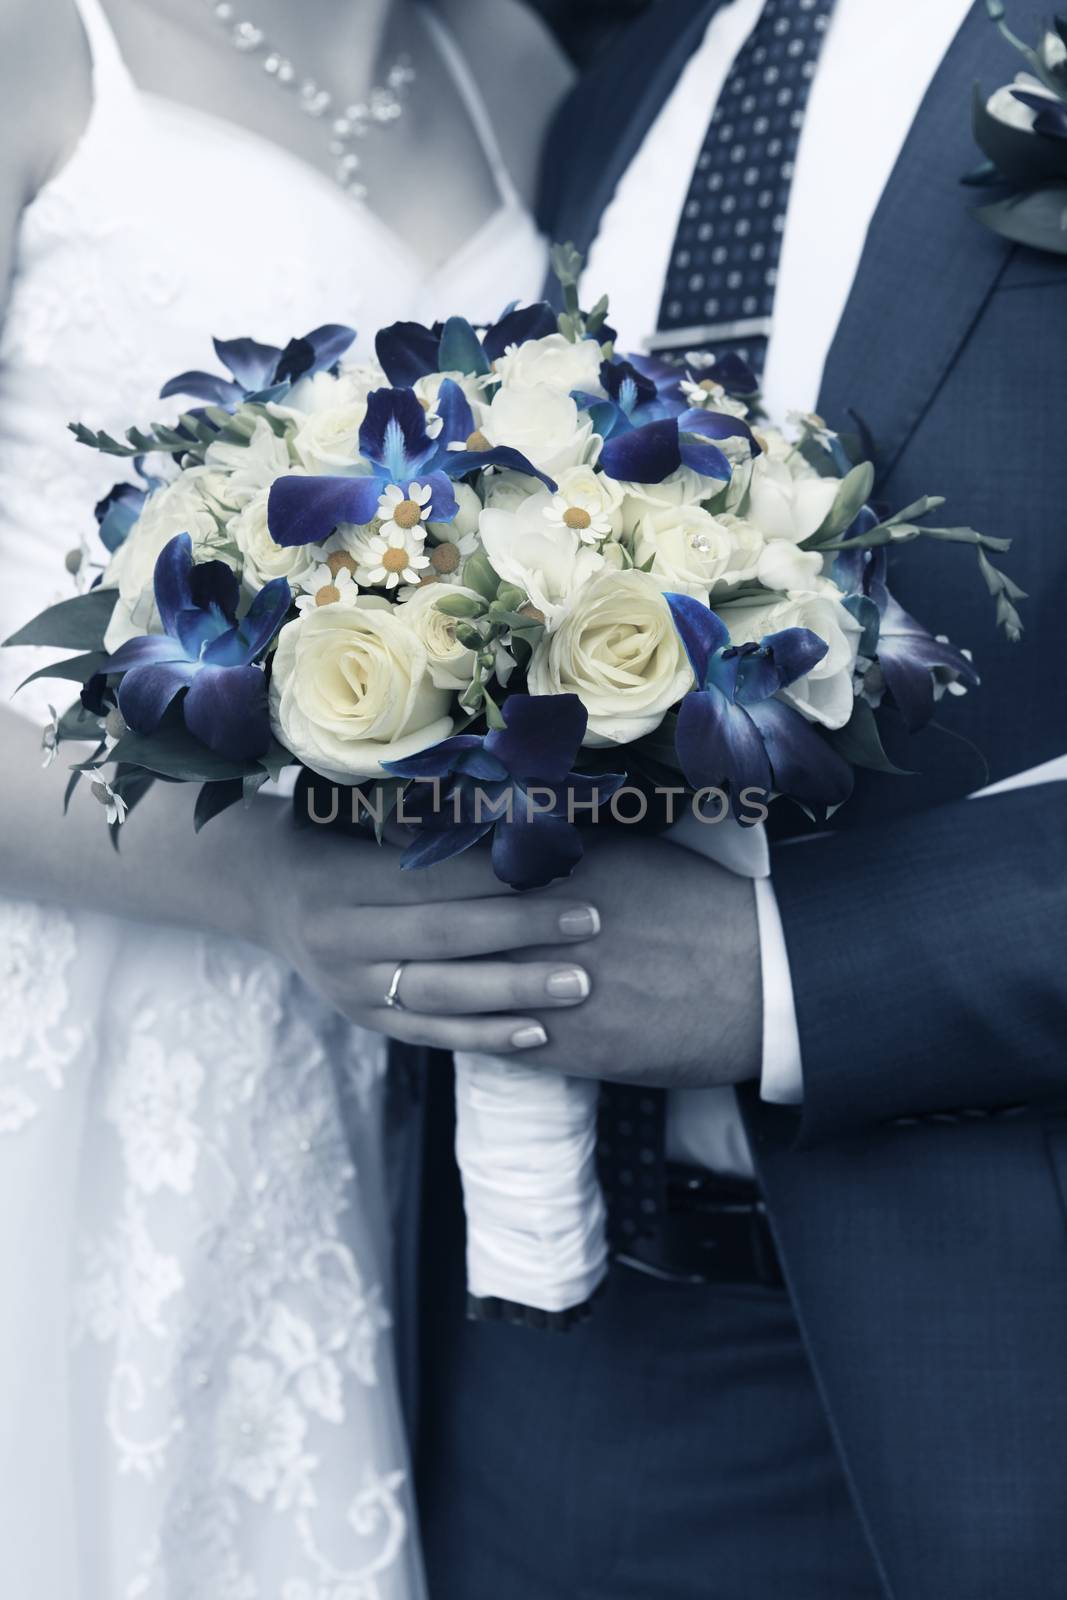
{"left": 415, "top": 1121, "right": 885, "bottom": 1600}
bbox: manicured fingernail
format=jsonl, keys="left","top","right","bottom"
{"left": 546, "top": 967, "right": 590, "bottom": 1000}
{"left": 558, "top": 906, "right": 600, "bottom": 938}
{"left": 512, "top": 1024, "right": 548, "bottom": 1050}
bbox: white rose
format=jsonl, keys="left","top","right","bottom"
{"left": 229, "top": 485, "right": 321, "bottom": 593}
{"left": 527, "top": 568, "right": 693, "bottom": 746}
{"left": 494, "top": 332, "right": 604, "bottom": 395}
{"left": 746, "top": 455, "right": 839, "bottom": 544}
{"left": 402, "top": 582, "right": 480, "bottom": 690}
{"left": 102, "top": 468, "right": 231, "bottom": 650}
{"left": 272, "top": 364, "right": 383, "bottom": 422}
{"left": 720, "top": 582, "right": 861, "bottom": 729}
{"left": 478, "top": 494, "right": 605, "bottom": 630}
{"left": 427, "top": 479, "right": 481, "bottom": 543}
{"left": 481, "top": 468, "right": 543, "bottom": 513}
{"left": 291, "top": 401, "right": 367, "bottom": 474}
{"left": 205, "top": 417, "right": 293, "bottom": 508}
{"left": 481, "top": 384, "right": 597, "bottom": 479}
{"left": 269, "top": 596, "right": 453, "bottom": 781}
{"left": 618, "top": 465, "right": 721, "bottom": 538}
{"left": 632, "top": 505, "right": 763, "bottom": 600}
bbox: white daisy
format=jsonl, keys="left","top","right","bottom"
{"left": 377, "top": 480, "right": 434, "bottom": 539}
{"left": 680, "top": 375, "right": 750, "bottom": 418}
{"left": 542, "top": 491, "right": 614, "bottom": 545}
{"left": 294, "top": 560, "right": 360, "bottom": 613}
{"left": 359, "top": 523, "right": 431, "bottom": 591}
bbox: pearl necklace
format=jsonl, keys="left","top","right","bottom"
{"left": 204, "top": 1, "right": 416, "bottom": 200}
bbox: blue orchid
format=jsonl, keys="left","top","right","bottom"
{"left": 374, "top": 303, "right": 560, "bottom": 386}
{"left": 266, "top": 380, "right": 556, "bottom": 549}
{"left": 666, "top": 592, "right": 853, "bottom": 822}
{"left": 384, "top": 693, "right": 625, "bottom": 891}
{"left": 832, "top": 540, "right": 980, "bottom": 731}
{"left": 106, "top": 533, "right": 291, "bottom": 759}
{"left": 575, "top": 357, "right": 685, "bottom": 441}
{"left": 94, "top": 481, "right": 147, "bottom": 554}
{"left": 599, "top": 404, "right": 759, "bottom": 485}
{"left": 159, "top": 325, "right": 357, "bottom": 410}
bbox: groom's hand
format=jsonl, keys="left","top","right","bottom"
{"left": 518, "top": 832, "right": 762, "bottom": 1089}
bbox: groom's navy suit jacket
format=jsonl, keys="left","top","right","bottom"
{"left": 533, "top": 2, "right": 1067, "bottom": 1593}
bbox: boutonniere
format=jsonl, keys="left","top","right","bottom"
{"left": 963, "top": 1, "right": 1067, "bottom": 253}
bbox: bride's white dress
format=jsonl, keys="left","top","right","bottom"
{"left": 0, "top": 2, "right": 545, "bottom": 1594}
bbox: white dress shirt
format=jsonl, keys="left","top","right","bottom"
{"left": 582, "top": 0, "right": 977, "bottom": 1175}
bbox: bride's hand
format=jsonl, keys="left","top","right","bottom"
{"left": 250, "top": 800, "right": 600, "bottom": 1053}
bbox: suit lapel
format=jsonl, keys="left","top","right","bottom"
{"left": 540, "top": 0, "right": 724, "bottom": 295}
{"left": 816, "top": 2, "right": 1024, "bottom": 483}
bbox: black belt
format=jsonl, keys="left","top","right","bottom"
{"left": 617, "top": 1164, "right": 784, "bottom": 1289}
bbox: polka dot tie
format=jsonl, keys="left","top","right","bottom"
{"left": 654, "top": 0, "right": 836, "bottom": 376}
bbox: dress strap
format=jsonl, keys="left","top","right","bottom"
{"left": 419, "top": 6, "right": 519, "bottom": 210}
{"left": 70, "top": 0, "right": 136, "bottom": 101}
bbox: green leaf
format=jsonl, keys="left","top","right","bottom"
{"left": 437, "top": 316, "right": 491, "bottom": 377}
{"left": 57, "top": 702, "right": 105, "bottom": 744}
{"left": 62, "top": 767, "right": 83, "bottom": 814}
{"left": 110, "top": 724, "right": 257, "bottom": 783}
{"left": 809, "top": 462, "right": 875, "bottom": 544}
{"left": 4, "top": 588, "right": 118, "bottom": 651}
{"left": 17, "top": 651, "right": 108, "bottom": 691}
{"left": 971, "top": 183, "right": 1067, "bottom": 254}
{"left": 194, "top": 777, "right": 245, "bottom": 832}
{"left": 482, "top": 689, "right": 507, "bottom": 731}
{"left": 257, "top": 736, "right": 294, "bottom": 783}
{"left": 825, "top": 699, "right": 912, "bottom": 775}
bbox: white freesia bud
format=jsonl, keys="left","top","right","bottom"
{"left": 527, "top": 568, "right": 693, "bottom": 746}
{"left": 494, "top": 332, "right": 604, "bottom": 396}
{"left": 746, "top": 455, "right": 840, "bottom": 544}
{"left": 401, "top": 582, "right": 481, "bottom": 690}
{"left": 428, "top": 479, "right": 481, "bottom": 543}
{"left": 478, "top": 495, "right": 605, "bottom": 630}
{"left": 269, "top": 596, "right": 453, "bottom": 780}
{"left": 756, "top": 537, "right": 824, "bottom": 592}
{"left": 632, "top": 505, "right": 764, "bottom": 599}
{"left": 481, "top": 384, "right": 597, "bottom": 479}
{"left": 719, "top": 583, "right": 861, "bottom": 729}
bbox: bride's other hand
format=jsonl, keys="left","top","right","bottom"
{"left": 252, "top": 800, "right": 600, "bottom": 1053}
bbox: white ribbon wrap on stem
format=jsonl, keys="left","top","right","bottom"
{"left": 454, "top": 814, "right": 770, "bottom": 1316}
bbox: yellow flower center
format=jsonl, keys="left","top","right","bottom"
{"left": 466, "top": 429, "right": 490, "bottom": 452}
{"left": 315, "top": 583, "right": 341, "bottom": 607}
{"left": 382, "top": 546, "right": 410, "bottom": 573}
{"left": 327, "top": 551, "right": 356, "bottom": 577}
{"left": 563, "top": 506, "right": 592, "bottom": 531}
{"left": 392, "top": 499, "right": 423, "bottom": 530}
{"left": 430, "top": 541, "right": 460, "bottom": 574}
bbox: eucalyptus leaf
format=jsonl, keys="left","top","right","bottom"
{"left": 4, "top": 588, "right": 118, "bottom": 651}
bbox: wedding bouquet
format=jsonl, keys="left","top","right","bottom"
{"left": 7, "top": 246, "right": 1022, "bottom": 1323}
